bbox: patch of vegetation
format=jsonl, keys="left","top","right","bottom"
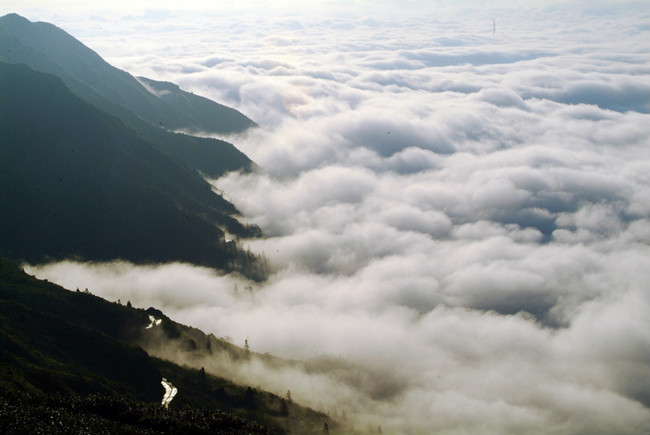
{"left": 0, "top": 391, "right": 277, "bottom": 435}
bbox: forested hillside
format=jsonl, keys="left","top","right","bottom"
{"left": 0, "top": 258, "right": 336, "bottom": 434}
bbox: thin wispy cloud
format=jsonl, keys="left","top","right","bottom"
{"left": 19, "top": 2, "right": 650, "bottom": 433}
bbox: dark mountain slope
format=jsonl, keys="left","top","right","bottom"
{"left": 138, "top": 76, "right": 255, "bottom": 135}
{"left": 0, "top": 13, "right": 255, "bottom": 178}
{"left": 0, "top": 62, "right": 260, "bottom": 271}
{"left": 0, "top": 258, "right": 167, "bottom": 401}
{"left": 0, "top": 258, "right": 279, "bottom": 433}
{"left": 0, "top": 13, "right": 255, "bottom": 134}
{"left": 0, "top": 258, "right": 335, "bottom": 434}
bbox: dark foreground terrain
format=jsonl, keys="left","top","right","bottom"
{"left": 0, "top": 391, "right": 276, "bottom": 435}
{"left": 0, "top": 258, "right": 335, "bottom": 434}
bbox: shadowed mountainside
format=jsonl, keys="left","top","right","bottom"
{"left": 0, "top": 13, "right": 255, "bottom": 178}
{"left": 137, "top": 76, "right": 255, "bottom": 135}
{"left": 0, "top": 61, "right": 264, "bottom": 277}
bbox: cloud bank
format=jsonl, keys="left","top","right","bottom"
{"left": 24, "top": 2, "right": 650, "bottom": 434}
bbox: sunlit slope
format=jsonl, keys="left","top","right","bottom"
{"left": 0, "top": 62, "right": 259, "bottom": 269}
{"left": 0, "top": 13, "right": 255, "bottom": 178}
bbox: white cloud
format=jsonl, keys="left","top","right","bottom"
{"left": 19, "top": 2, "right": 650, "bottom": 434}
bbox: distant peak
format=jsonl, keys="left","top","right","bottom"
{"left": 0, "top": 13, "right": 31, "bottom": 23}
{"left": 0, "top": 13, "right": 35, "bottom": 33}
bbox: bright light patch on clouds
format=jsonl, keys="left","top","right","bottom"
{"left": 17, "top": 2, "right": 650, "bottom": 434}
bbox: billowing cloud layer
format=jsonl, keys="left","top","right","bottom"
{"left": 21, "top": 2, "right": 650, "bottom": 434}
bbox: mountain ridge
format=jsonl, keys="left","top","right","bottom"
{"left": 0, "top": 13, "right": 255, "bottom": 135}
{"left": 0, "top": 61, "right": 264, "bottom": 277}
{"left": 0, "top": 12, "right": 256, "bottom": 179}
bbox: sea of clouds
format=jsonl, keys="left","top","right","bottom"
{"left": 14, "top": 1, "right": 650, "bottom": 433}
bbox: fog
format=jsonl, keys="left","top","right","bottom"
{"left": 14, "top": 1, "right": 650, "bottom": 433}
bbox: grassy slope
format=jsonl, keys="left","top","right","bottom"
{"left": 0, "top": 258, "right": 334, "bottom": 434}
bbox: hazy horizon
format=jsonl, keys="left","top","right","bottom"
{"left": 6, "top": 1, "right": 650, "bottom": 433}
